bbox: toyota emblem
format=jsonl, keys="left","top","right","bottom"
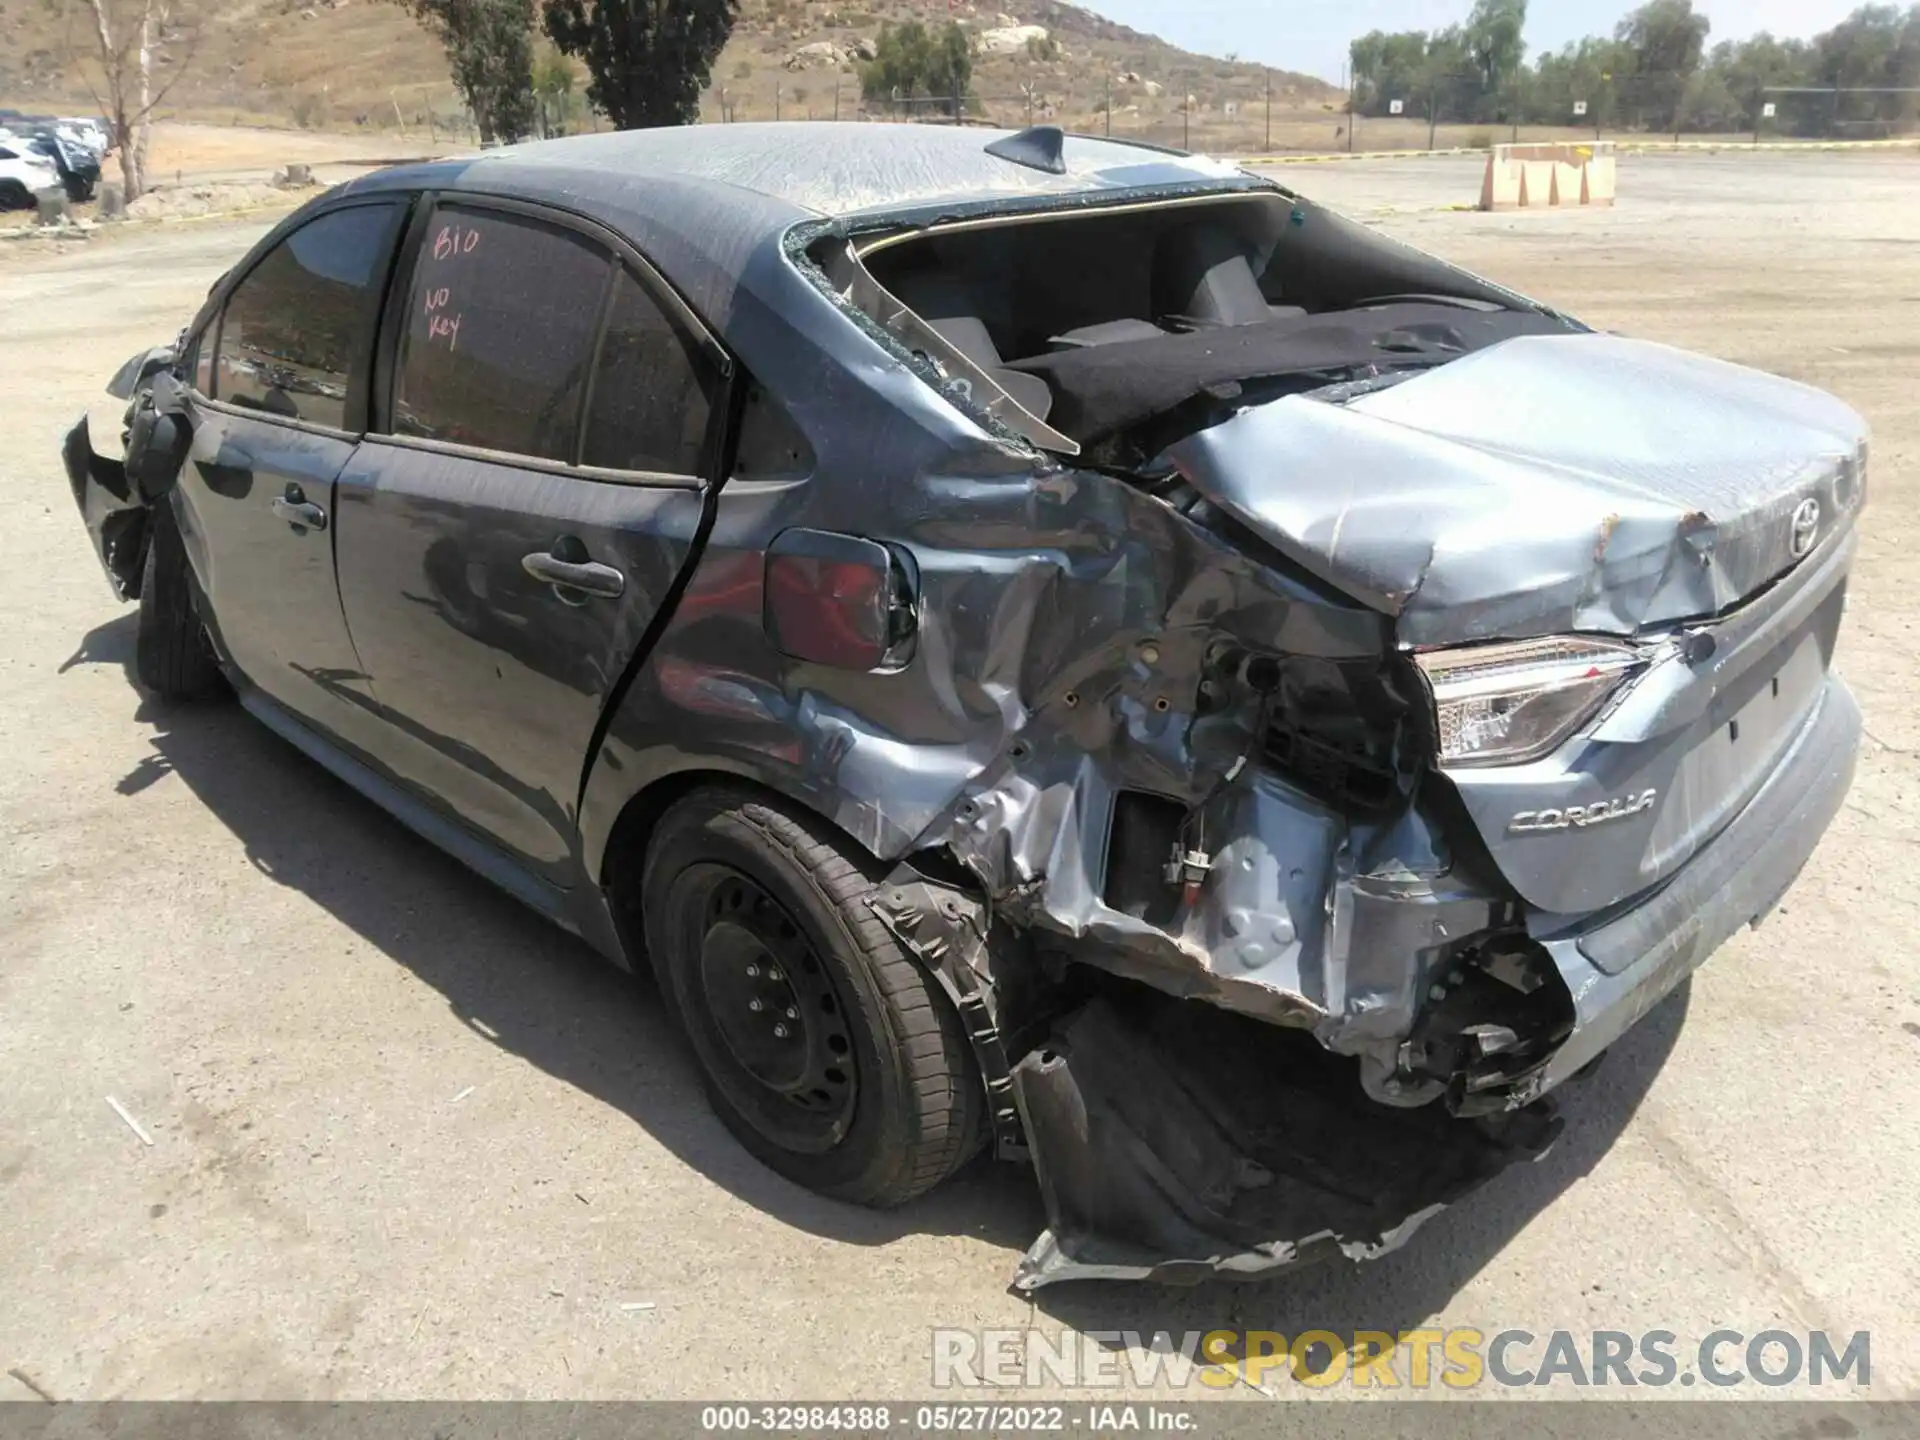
{"left": 1790, "top": 497, "right": 1821, "bottom": 558}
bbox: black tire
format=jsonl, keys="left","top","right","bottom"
{"left": 135, "top": 506, "right": 224, "bottom": 701}
{"left": 642, "top": 787, "right": 984, "bottom": 1206}
{"left": 0, "top": 180, "right": 29, "bottom": 211}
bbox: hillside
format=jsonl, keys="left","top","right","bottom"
{"left": 0, "top": 0, "right": 1340, "bottom": 153}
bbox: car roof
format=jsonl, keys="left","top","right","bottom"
{"left": 340, "top": 121, "right": 1263, "bottom": 341}
{"left": 472, "top": 121, "right": 1245, "bottom": 217}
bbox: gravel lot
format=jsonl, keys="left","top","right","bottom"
{"left": 2, "top": 149, "right": 1917, "bottom": 1402}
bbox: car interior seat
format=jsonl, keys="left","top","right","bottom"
{"left": 1153, "top": 225, "right": 1307, "bottom": 330}
{"left": 890, "top": 272, "right": 1056, "bottom": 422}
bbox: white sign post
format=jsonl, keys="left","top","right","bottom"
{"left": 1573, "top": 100, "right": 1588, "bottom": 117}
{"left": 1389, "top": 98, "right": 1405, "bottom": 116}
{"left": 1762, "top": 101, "right": 1778, "bottom": 118}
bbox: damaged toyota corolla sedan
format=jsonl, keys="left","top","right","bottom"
{"left": 63, "top": 123, "right": 1865, "bottom": 1289}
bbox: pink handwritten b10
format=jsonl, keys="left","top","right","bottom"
{"left": 432, "top": 223, "right": 481, "bottom": 261}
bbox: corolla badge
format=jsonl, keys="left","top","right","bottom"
{"left": 1790, "top": 497, "right": 1821, "bottom": 558}
{"left": 1509, "top": 790, "right": 1658, "bottom": 835}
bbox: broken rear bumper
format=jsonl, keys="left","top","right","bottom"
{"left": 1527, "top": 671, "right": 1860, "bottom": 1097}
{"left": 1009, "top": 996, "right": 1560, "bottom": 1291}
{"left": 1003, "top": 673, "right": 1857, "bottom": 1291}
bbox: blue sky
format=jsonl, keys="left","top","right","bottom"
{"left": 1073, "top": 1, "right": 1869, "bottom": 83}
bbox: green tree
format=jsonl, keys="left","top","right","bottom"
{"left": 1466, "top": 0, "right": 1528, "bottom": 120}
{"left": 542, "top": 0, "right": 738, "bottom": 129}
{"left": 1697, "top": 33, "right": 1811, "bottom": 131}
{"left": 1525, "top": 35, "right": 1632, "bottom": 126}
{"left": 1511, "top": 0, "right": 1915, "bottom": 137}
{"left": 1614, "top": 0, "right": 1712, "bottom": 129}
{"left": 1423, "top": 24, "right": 1478, "bottom": 120}
{"left": 1814, "top": 4, "right": 1920, "bottom": 130}
{"left": 860, "top": 19, "right": 972, "bottom": 111}
{"left": 1348, "top": 29, "right": 1429, "bottom": 116}
{"left": 1465, "top": 0, "right": 1528, "bottom": 108}
{"left": 395, "top": 0, "right": 539, "bottom": 143}
{"left": 1352, "top": 17, "right": 1518, "bottom": 123}
{"left": 532, "top": 45, "right": 576, "bottom": 134}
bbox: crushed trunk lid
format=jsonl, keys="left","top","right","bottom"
{"left": 1166, "top": 332, "right": 1866, "bottom": 919}
{"left": 1165, "top": 332, "right": 1868, "bottom": 647}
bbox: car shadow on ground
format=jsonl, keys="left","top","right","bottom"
{"left": 73, "top": 610, "right": 1687, "bottom": 1328}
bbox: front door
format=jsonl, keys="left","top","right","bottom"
{"left": 335, "top": 199, "right": 730, "bottom": 881}
{"left": 174, "top": 199, "right": 406, "bottom": 748}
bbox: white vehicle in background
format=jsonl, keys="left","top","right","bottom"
{"left": 0, "top": 138, "right": 61, "bottom": 208}
{"left": 56, "top": 117, "right": 111, "bottom": 155}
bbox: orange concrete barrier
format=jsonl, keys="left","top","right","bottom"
{"left": 1479, "top": 141, "right": 1617, "bottom": 210}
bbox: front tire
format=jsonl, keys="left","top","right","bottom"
{"left": 135, "top": 506, "right": 224, "bottom": 701}
{"left": 642, "top": 787, "right": 983, "bottom": 1206}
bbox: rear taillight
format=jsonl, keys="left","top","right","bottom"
{"left": 764, "top": 528, "right": 915, "bottom": 671}
{"left": 1414, "top": 636, "right": 1641, "bottom": 767}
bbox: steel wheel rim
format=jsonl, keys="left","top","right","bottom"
{"left": 694, "top": 867, "right": 858, "bottom": 1145}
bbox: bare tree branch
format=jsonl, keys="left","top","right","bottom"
{"left": 63, "top": 0, "right": 196, "bottom": 200}
{"left": 140, "top": 12, "right": 204, "bottom": 117}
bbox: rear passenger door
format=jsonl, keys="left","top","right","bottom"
{"left": 335, "top": 197, "right": 730, "bottom": 883}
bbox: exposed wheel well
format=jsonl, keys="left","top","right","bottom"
{"left": 597, "top": 770, "right": 887, "bottom": 976}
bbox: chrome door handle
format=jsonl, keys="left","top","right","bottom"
{"left": 271, "top": 496, "right": 327, "bottom": 531}
{"left": 522, "top": 550, "right": 625, "bottom": 599}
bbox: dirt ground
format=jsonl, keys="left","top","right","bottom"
{"left": 1, "top": 150, "right": 1918, "bottom": 1402}
{"left": 0, "top": 122, "right": 440, "bottom": 236}
{"left": 137, "top": 121, "right": 439, "bottom": 186}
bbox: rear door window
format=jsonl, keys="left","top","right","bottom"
{"left": 580, "top": 268, "right": 721, "bottom": 476}
{"left": 213, "top": 202, "right": 402, "bottom": 431}
{"left": 392, "top": 205, "right": 611, "bottom": 461}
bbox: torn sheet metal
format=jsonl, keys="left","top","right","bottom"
{"left": 1009, "top": 998, "right": 1559, "bottom": 1290}
{"left": 1167, "top": 333, "right": 1869, "bottom": 645}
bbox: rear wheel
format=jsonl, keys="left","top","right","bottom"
{"left": 0, "top": 181, "right": 30, "bottom": 211}
{"left": 642, "top": 787, "right": 983, "bottom": 1206}
{"left": 135, "top": 506, "right": 224, "bottom": 701}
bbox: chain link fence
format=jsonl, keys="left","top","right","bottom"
{"left": 693, "top": 65, "right": 1920, "bottom": 155}
{"left": 1341, "top": 70, "right": 1920, "bottom": 150}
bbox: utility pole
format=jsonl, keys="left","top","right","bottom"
{"left": 1183, "top": 94, "right": 1190, "bottom": 150}
{"left": 1345, "top": 60, "right": 1355, "bottom": 152}
{"left": 1342, "top": 56, "right": 1353, "bottom": 152}
{"left": 1105, "top": 75, "right": 1112, "bottom": 136}
{"left": 1427, "top": 84, "right": 1437, "bottom": 151}
{"left": 1265, "top": 69, "right": 1272, "bottom": 151}
{"left": 834, "top": 78, "right": 841, "bottom": 122}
